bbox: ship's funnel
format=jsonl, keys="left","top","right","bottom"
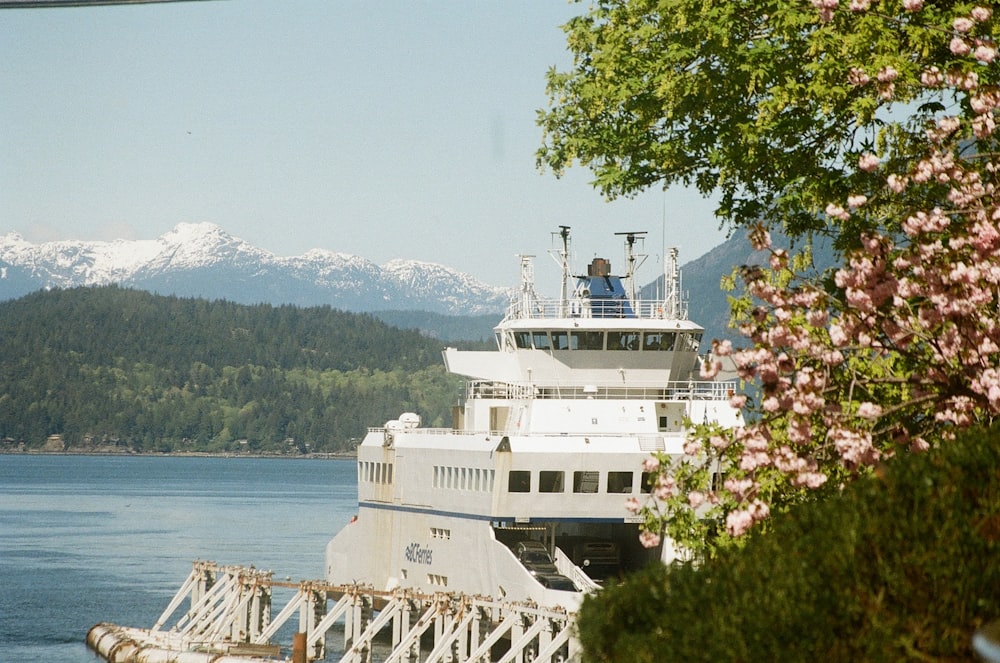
{"left": 588, "top": 258, "right": 611, "bottom": 277}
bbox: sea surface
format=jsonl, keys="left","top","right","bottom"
{"left": 0, "top": 454, "right": 358, "bottom": 662}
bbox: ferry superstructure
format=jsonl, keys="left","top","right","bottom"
{"left": 324, "top": 228, "right": 741, "bottom": 610}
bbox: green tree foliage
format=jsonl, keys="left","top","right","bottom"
{"left": 543, "top": 0, "right": 1000, "bottom": 552}
{"left": 538, "top": 0, "right": 988, "bottom": 248}
{"left": 579, "top": 424, "right": 1000, "bottom": 662}
{"left": 0, "top": 287, "right": 464, "bottom": 453}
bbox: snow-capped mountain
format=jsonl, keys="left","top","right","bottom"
{"left": 0, "top": 223, "right": 513, "bottom": 315}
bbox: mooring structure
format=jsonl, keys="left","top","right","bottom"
{"left": 87, "top": 561, "right": 580, "bottom": 662}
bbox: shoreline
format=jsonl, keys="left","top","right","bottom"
{"left": 0, "top": 448, "right": 357, "bottom": 460}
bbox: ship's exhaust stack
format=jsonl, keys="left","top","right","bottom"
{"left": 587, "top": 258, "right": 611, "bottom": 277}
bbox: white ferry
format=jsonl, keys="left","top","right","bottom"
{"left": 324, "top": 228, "right": 741, "bottom": 610}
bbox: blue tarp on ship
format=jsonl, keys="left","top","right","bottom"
{"left": 576, "top": 275, "right": 635, "bottom": 318}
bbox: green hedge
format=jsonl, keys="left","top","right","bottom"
{"left": 577, "top": 426, "right": 1000, "bottom": 662}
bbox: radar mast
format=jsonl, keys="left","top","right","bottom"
{"left": 614, "top": 231, "right": 647, "bottom": 304}
{"left": 550, "top": 226, "right": 572, "bottom": 316}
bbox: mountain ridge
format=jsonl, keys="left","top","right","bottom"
{"left": 0, "top": 222, "right": 779, "bottom": 342}
{"left": 0, "top": 222, "right": 512, "bottom": 316}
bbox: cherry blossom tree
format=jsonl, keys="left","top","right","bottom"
{"left": 540, "top": 1, "right": 999, "bottom": 554}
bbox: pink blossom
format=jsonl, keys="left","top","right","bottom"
{"left": 724, "top": 477, "right": 755, "bottom": 500}
{"left": 688, "top": 491, "right": 706, "bottom": 508}
{"left": 749, "top": 225, "right": 771, "bottom": 250}
{"left": 971, "top": 92, "right": 999, "bottom": 115}
{"left": 944, "top": 68, "right": 979, "bottom": 90}
{"left": 625, "top": 496, "right": 641, "bottom": 514}
{"left": 920, "top": 66, "right": 943, "bottom": 88}
{"left": 973, "top": 113, "right": 996, "bottom": 138}
{"left": 954, "top": 17, "right": 975, "bottom": 33}
{"left": 652, "top": 474, "right": 676, "bottom": 500}
{"left": 877, "top": 66, "right": 898, "bottom": 83}
{"left": 795, "top": 471, "right": 828, "bottom": 489}
{"left": 700, "top": 358, "right": 722, "bottom": 379}
{"left": 849, "top": 0, "right": 870, "bottom": 10}
{"left": 806, "top": 309, "right": 829, "bottom": 327}
{"left": 725, "top": 509, "right": 754, "bottom": 536}
{"left": 811, "top": 0, "right": 838, "bottom": 21}
{"left": 857, "top": 402, "right": 883, "bottom": 419}
{"left": 828, "top": 322, "right": 848, "bottom": 346}
{"left": 938, "top": 116, "right": 961, "bottom": 135}
{"left": 975, "top": 44, "right": 997, "bottom": 64}
{"left": 902, "top": 0, "right": 922, "bottom": 10}
{"left": 638, "top": 530, "right": 661, "bottom": 549}
{"left": 730, "top": 393, "right": 748, "bottom": 409}
{"left": 858, "top": 152, "right": 880, "bottom": 172}
{"left": 887, "top": 173, "right": 908, "bottom": 193}
{"left": 848, "top": 67, "right": 870, "bottom": 86}
{"left": 709, "top": 434, "right": 730, "bottom": 449}
{"left": 971, "top": 6, "right": 992, "bottom": 22}
{"left": 951, "top": 37, "right": 972, "bottom": 56}
{"left": 847, "top": 194, "right": 868, "bottom": 209}
{"left": 714, "top": 339, "right": 734, "bottom": 356}
{"left": 641, "top": 456, "right": 660, "bottom": 472}
{"left": 826, "top": 203, "right": 850, "bottom": 221}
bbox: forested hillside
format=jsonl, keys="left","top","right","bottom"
{"left": 0, "top": 287, "right": 466, "bottom": 454}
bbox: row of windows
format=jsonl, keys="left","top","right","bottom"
{"left": 366, "top": 461, "right": 709, "bottom": 497}
{"left": 359, "top": 461, "right": 393, "bottom": 484}
{"left": 433, "top": 465, "right": 497, "bottom": 492}
{"left": 430, "top": 527, "right": 451, "bottom": 539}
{"left": 508, "top": 469, "right": 656, "bottom": 494}
{"left": 508, "top": 330, "right": 702, "bottom": 352}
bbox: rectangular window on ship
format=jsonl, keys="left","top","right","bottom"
{"left": 539, "top": 470, "right": 565, "bottom": 493}
{"left": 508, "top": 470, "right": 531, "bottom": 493}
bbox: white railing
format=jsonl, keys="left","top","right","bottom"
{"left": 466, "top": 379, "right": 737, "bottom": 402}
{"left": 504, "top": 296, "right": 689, "bottom": 322}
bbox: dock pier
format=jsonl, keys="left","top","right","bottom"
{"left": 87, "top": 561, "right": 580, "bottom": 662}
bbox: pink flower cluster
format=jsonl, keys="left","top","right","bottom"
{"left": 947, "top": 7, "right": 996, "bottom": 64}
{"left": 718, "top": 3, "right": 999, "bottom": 522}
{"left": 632, "top": 1, "right": 1000, "bottom": 549}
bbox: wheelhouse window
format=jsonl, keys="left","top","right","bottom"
{"left": 678, "top": 332, "right": 703, "bottom": 352}
{"left": 608, "top": 331, "right": 641, "bottom": 350}
{"left": 508, "top": 470, "right": 531, "bottom": 493}
{"left": 551, "top": 331, "right": 570, "bottom": 350}
{"left": 573, "top": 471, "right": 600, "bottom": 493}
{"left": 532, "top": 331, "right": 552, "bottom": 350}
{"left": 539, "top": 470, "right": 565, "bottom": 493}
{"left": 643, "top": 332, "right": 676, "bottom": 351}
{"left": 513, "top": 331, "right": 532, "bottom": 349}
{"left": 571, "top": 331, "right": 605, "bottom": 350}
{"left": 607, "top": 471, "right": 633, "bottom": 493}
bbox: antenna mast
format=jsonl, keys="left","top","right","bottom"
{"left": 615, "top": 231, "right": 647, "bottom": 303}
{"left": 550, "top": 226, "right": 572, "bottom": 315}
{"left": 664, "top": 247, "right": 680, "bottom": 319}
{"left": 516, "top": 254, "right": 537, "bottom": 318}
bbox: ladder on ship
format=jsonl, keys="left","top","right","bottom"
{"left": 87, "top": 561, "right": 581, "bottom": 663}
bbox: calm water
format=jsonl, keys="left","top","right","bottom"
{"left": 0, "top": 454, "right": 358, "bottom": 662}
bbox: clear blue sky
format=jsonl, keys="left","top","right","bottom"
{"left": 1, "top": 1, "right": 727, "bottom": 287}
